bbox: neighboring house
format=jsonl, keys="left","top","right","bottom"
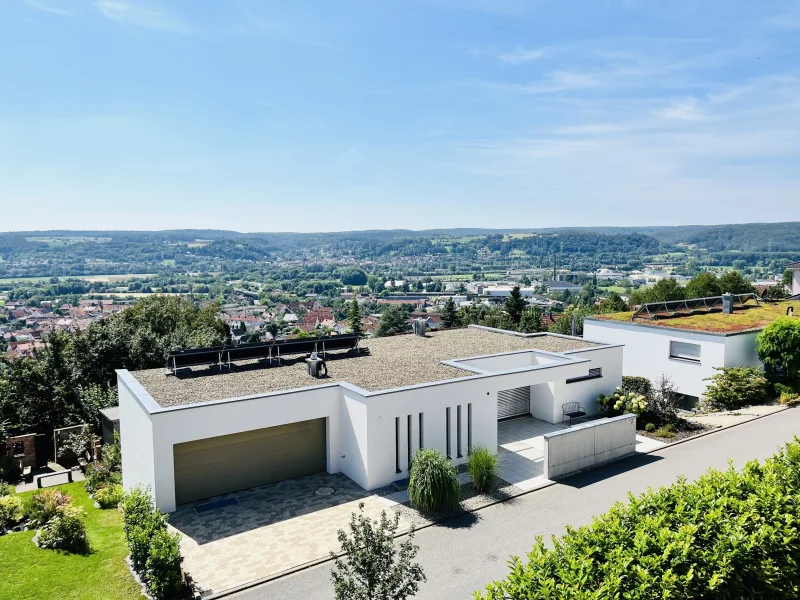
{"left": 584, "top": 296, "right": 798, "bottom": 400}
{"left": 118, "top": 326, "right": 622, "bottom": 512}
{"left": 788, "top": 262, "right": 800, "bottom": 296}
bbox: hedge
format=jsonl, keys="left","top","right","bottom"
{"left": 476, "top": 438, "right": 800, "bottom": 599}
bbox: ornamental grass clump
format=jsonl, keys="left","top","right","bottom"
{"left": 476, "top": 437, "right": 800, "bottom": 600}
{"left": 407, "top": 448, "right": 460, "bottom": 512}
{"left": 467, "top": 446, "right": 498, "bottom": 494}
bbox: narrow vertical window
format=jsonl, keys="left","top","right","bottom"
{"left": 419, "top": 413, "right": 424, "bottom": 449}
{"left": 467, "top": 403, "right": 472, "bottom": 454}
{"left": 395, "top": 417, "right": 401, "bottom": 473}
{"left": 457, "top": 405, "right": 462, "bottom": 458}
{"left": 407, "top": 414, "right": 412, "bottom": 471}
{"left": 446, "top": 407, "right": 451, "bottom": 459}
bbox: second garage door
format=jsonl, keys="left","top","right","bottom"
{"left": 173, "top": 418, "right": 326, "bottom": 505}
{"left": 497, "top": 386, "right": 531, "bottom": 420}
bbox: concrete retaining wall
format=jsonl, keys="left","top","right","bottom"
{"left": 544, "top": 414, "right": 636, "bottom": 479}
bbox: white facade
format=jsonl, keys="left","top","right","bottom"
{"left": 584, "top": 318, "right": 761, "bottom": 398}
{"left": 119, "top": 329, "right": 622, "bottom": 512}
{"left": 793, "top": 267, "right": 800, "bottom": 295}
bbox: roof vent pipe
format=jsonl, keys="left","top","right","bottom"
{"left": 413, "top": 317, "right": 427, "bottom": 336}
{"left": 722, "top": 293, "right": 733, "bottom": 314}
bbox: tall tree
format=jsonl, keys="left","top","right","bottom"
{"left": 440, "top": 297, "right": 460, "bottom": 328}
{"left": 519, "top": 306, "right": 545, "bottom": 333}
{"left": 375, "top": 306, "right": 409, "bottom": 337}
{"left": 685, "top": 272, "right": 721, "bottom": 299}
{"left": 718, "top": 271, "right": 756, "bottom": 295}
{"left": 348, "top": 297, "right": 363, "bottom": 336}
{"left": 598, "top": 292, "right": 629, "bottom": 314}
{"left": 503, "top": 286, "right": 527, "bottom": 325}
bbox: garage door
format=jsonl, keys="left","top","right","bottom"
{"left": 497, "top": 386, "right": 531, "bottom": 420}
{"left": 173, "top": 418, "right": 326, "bottom": 505}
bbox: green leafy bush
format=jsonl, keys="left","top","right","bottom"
{"left": 621, "top": 376, "right": 652, "bottom": 399}
{"left": 779, "top": 392, "right": 800, "bottom": 407}
{"left": 407, "top": 449, "right": 460, "bottom": 512}
{"left": 757, "top": 317, "right": 800, "bottom": 387}
{"left": 653, "top": 425, "right": 676, "bottom": 439}
{"left": 95, "top": 484, "right": 124, "bottom": 509}
{"left": 597, "top": 388, "right": 647, "bottom": 417}
{"left": 467, "top": 447, "right": 498, "bottom": 494}
{"left": 774, "top": 382, "right": 798, "bottom": 398}
{"left": 476, "top": 438, "right": 800, "bottom": 600}
{"left": 25, "top": 488, "right": 72, "bottom": 527}
{"left": 84, "top": 462, "right": 122, "bottom": 494}
{"left": 644, "top": 423, "right": 655, "bottom": 432}
{"left": 0, "top": 481, "right": 15, "bottom": 496}
{"left": 0, "top": 494, "right": 23, "bottom": 529}
{"left": 703, "top": 366, "right": 769, "bottom": 410}
{"left": 144, "top": 527, "right": 184, "bottom": 600}
{"left": 37, "top": 505, "right": 90, "bottom": 554}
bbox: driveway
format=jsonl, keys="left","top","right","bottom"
{"left": 227, "top": 408, "right": 800, "bottom": 600}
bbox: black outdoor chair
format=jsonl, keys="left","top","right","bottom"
{"left": 562, "top": 402, "right": 587, "bottom": 426}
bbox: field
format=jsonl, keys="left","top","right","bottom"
{"left": 599, "top": 285, "right": 628, "bottom": 294}
{"left": 24, "top": 236, "right": 112, "bottom": 245}
{"left": 0, "top": 274, "right": 155, "bottom": 284}
{"left": 0, "top": 482, "right": 142, "bottom": 600}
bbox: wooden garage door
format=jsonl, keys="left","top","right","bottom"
{"left": 173, "top": 419, "right": 326, "bottom": 505}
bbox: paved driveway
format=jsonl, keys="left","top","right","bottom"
{"left": 170, "top": 473, "right": 412, "bottom": 595}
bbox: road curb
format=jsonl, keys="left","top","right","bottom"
{"left": 204, "top": 405, "right": 792, "bottom": 599}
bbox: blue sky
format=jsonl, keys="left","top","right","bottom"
{"left": 1, "top": 0, "right": 798, "bottom": 232}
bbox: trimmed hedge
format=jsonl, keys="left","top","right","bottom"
{"left": 121, "top": 487, "right": 184, "bottom": 600}
{"left": 476, "top": 438, "right": 800, "bottom": 599}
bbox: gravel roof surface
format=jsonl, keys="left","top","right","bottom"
{"left": 132, "top": 329, "right": 599, "bottom": 407}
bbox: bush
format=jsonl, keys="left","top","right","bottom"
{"left": 467, "top": 447, "right": 498, "bottom": 494}
{"left": 0, "top": 455, "right": 20, "bottom": 483}
{"left": 144, "top": 527, "right": 184, "bottom": 600}
{"left": 95, "top": 484, "right": 124, "bottom": 509}
{"left": 596, "top": 388, "right": 647, "bottom": 418}
{"left": 84, "top": 462, "right": 122, "bottom": 494}
{"left": 37, "top": 505, "right": 90, "bottom": 554}
{"left": 407, "top": 449, "right": 460, "bottom": 512}
{"left": 757, "top": 317, "right": 800, "bottom": 387}
{"left": 646, "top": 374, "right": 681, "bottom": 425}
{"left": 653, "top": 425, "right": 676, "bottom": 439}
{"left": 779, "top": 392, "right": 800, "bottom": 407}
{"left": 0, "top": 481, "right": 15, "bottom": 496}
{"left": 621, "top": 376, "right": 653, "bottom": 399}
{"left": 476, "top": 438, "right": 800, "bottom": 600}
{"left": 644, "top": 423, "right": 655, "bottom": 432}
{"left": 774, "top": 382, "right": 798, "bottom": 398}
{"left": 0, "top": 494, "right": 23, "bottom": 529}
{"left": 703, "top": 366, "right": 769, "bottom": 410}
{"left": 25, "top": 489, "right": 72, "bottom": 527}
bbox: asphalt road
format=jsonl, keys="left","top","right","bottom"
{"left": 227, "top": 410, "right": 800, "bottom": 600}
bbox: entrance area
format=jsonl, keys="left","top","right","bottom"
{"left": 173, "top": 418, "right": 327, "bottom": 505}
{"left": 497, "top": 416, "right": 565, "bottom": 490}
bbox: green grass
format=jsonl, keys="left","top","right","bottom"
{"left": 599, "top": 285, "right": 627, "bottom": 294}
{"left": 0, "top": 482, "right": 142, "bottom": 600}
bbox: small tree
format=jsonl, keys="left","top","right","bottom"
{"left": 757, "top": 317, "right": 800, "bottom": 388}
{"left": 348, "top": 297, "right": 363, "bottom": 336}
{"left": 330, "top": 503, "right": 425, "bottom": 600}
{"left": 648, "top": 374, "right": 680, "bottom": 424}
{"left": 440, "top": 297, "right": 460, "bottom": 328}
{"left": 375, "top": 306, "right": 410, "bottom": 337}
{"left": 519, "top": 306, "right": 544, "bottom": 333}
{"left": 703, "top": 366, "right": 769, "bottom": 410}
{"left": 503, "top": 286, "right": 526, "bottom": 325}
{"left": 718, "top": 270, "right": 755, "bottom": 295}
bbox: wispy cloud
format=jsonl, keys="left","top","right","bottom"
{"left": 23, "top": 0, "right": 73, "bottom": 17}
{"left": 497, "top": 48, "right": 545, "bottom": 64}
{"left": 94, "top": 0, "right": 191, "bottom": 34}
{"left": 655, "top": 97, "right": 706, "bottom": 121}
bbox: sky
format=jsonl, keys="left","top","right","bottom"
{"left": 1, "top": 0, "right": 799, "bottom": 232}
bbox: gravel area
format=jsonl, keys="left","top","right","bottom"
{"left": 637, "top": 419, "right": 716, "bottom": 443}
{"left": 132, "top": 328, "right": 599, "bottom": 407}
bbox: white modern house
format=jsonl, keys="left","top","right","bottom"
{"left": 118, "top": 326, "right": 622, "bottom": 512}
{"left": 584, "top": 296, "right": 796, "bottom": 400}
{"left": 789, "top": 261, "right": 800, "bottom": 296}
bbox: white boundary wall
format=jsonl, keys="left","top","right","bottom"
{"left": 544, "top": 414, "right": 636, "bottom": 479}
{"left": 119, "top": 330, "right": 624, "bottom": 512}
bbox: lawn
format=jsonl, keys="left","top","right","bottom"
{"left": 0, "top": 482, "right": 142, "bottom": 600}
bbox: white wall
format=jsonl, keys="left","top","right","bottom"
{"left": 584, "top": 319, "right": 727, "bottom": 398}
{"left": 724, "top": 332, "right": 762, "bottom": 369}
{"left": 119, "top": 375, "right": 156, "bottom": 496}
{"left": 794, "top": 269, "right": 800, "bottom": 295}
{"left": 544, "top": 414, "right": 636, "bottom": 479}
{"left": 552, "top": 345, "right": 624, "bottom": 422}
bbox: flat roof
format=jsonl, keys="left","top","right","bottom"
{"left": 588, "top": 300, "right": 795, "bottom": 334}
{"left": 131, "top": 328, "right": 599, "bottom": 408}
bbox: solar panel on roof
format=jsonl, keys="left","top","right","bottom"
{"left": 632, "top": 293, "right": 760, "bottom": 320}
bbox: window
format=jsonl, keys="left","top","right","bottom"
{"left": 446, "top": 407, "right": 451, "bottom": 459}
{"left": 395, "top": 417, "right": 401, "bottom": 473}
{"left": 670, "top": 341, "right": 701, "bottom": 363}
{"left": 456, "top": 405, "right": 462, "bottom": 458}
{"left": 566, "top": 367, "right": 603, "bottom": 384}
{"left": 419, "top": 413, "right": 424, "bottom": 449}
{"left": 467, "top": 403, "right": 472, "bottom": 453}
{"left": 407, "top": 415, "right": 412, "bottom": 471}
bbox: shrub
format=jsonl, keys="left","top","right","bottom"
{"left": 757, "top": 317, "right": 800, "bottom": 387}
{"left": 25, "top": 489, "right": 72, "bottom": 527}
{"left": 596, "top": 388, "right": 647, "bottom": 417}
{"left": 774, "top": 382, "right": 798, "bottom": 398}
{"left": 102, "top": 432, "right": 122, "bottom": 473}
{"left": 144, "top": 527, "right": 184, "bottom": 600}
{"left": 331, "top": 503, "right": 425, "bottom": 600}
{"left": 57, "top": 425, "right": 93, "bottom": 464}
{"left": 95, "top": 484, "right": 124, "bottom": 509}
{"left": 779, "top": 392, "right": 800, "bottom": 407}
{"left": 0, "top": 455, "right": 20, "bottom": 483}
{"left": 644, "top": 423, "right": 655, "bottom": 433}
{"left": 647, "top": 374, "right": 681, "bottom": 424}
{"left": 37, "top": 505, "right": 90, "bottom": 554}
{"left": 703, "top": 366, "right": 769, "bottom": 410}
{"left": 467, "top": 447, "right": 498, "bottom": 494}
{"left": 0, "top": 481, "right": 15, "bottom": 496}
{"left": 621, "top": 376, "right": 652, "bottom": 399}
{"left": 84, "top": 462, "right": 122, "bottom": 494}
{"left": 407, "top": 448, "right": 460, "bottom": 512}
{"left": 0, "top": 494, "right": 23, "bottom": 529}
{"left": 476, "top": 438, "right": 800, "bottom": 600}
{"left": 653, "top": 425, "right": 676, "bottom": 439}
